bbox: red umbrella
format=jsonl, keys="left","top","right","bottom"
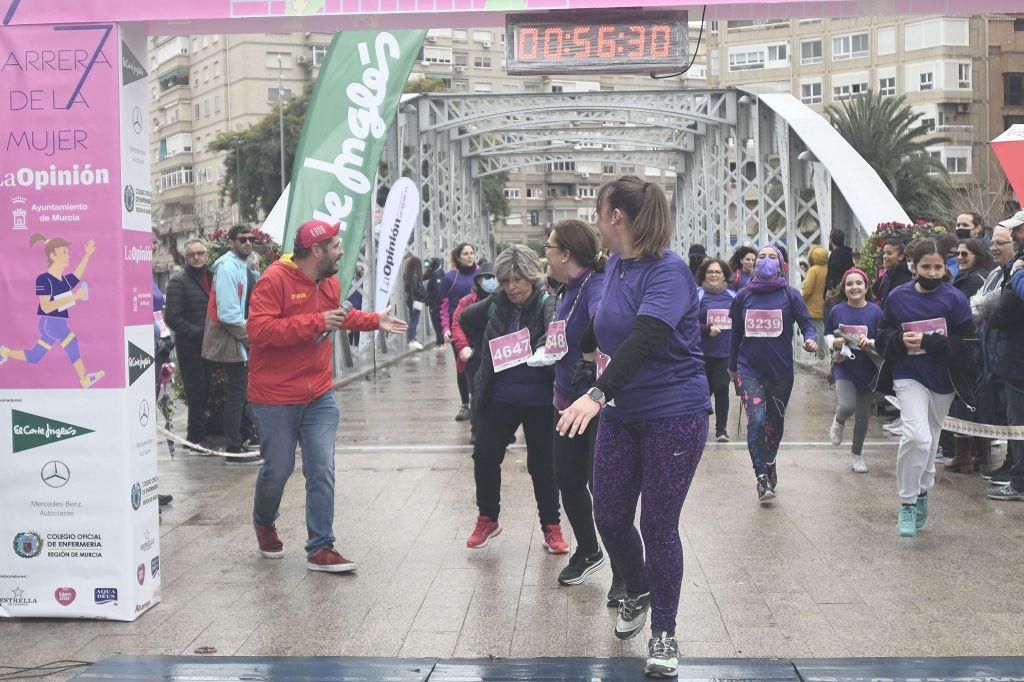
{"left": 991, "top": 125, "right": 1024, "bottom": 199}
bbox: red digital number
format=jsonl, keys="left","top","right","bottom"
{"left": 597, "top": 25, "right": 616, "bottom": 58}
{"left": 650, "top": 24, "right": 671, "bottom": 58}
{"left": 572, "top": 25, "right": 592, "bottom": 58}
{"left": 519, "top": 27, "right": 539, "bottom": 60}
{"left": 626, "top": 25, "right": 646, "bottom": 58}
{"left": 543, "top": 26, "right": 564, "bottom": 60}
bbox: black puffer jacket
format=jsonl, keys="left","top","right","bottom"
{"left": 164, "top": 266, "right": 211, "bottom": 347}
{"left": 953, "top": 266, "right": 990, "bottom": 299}
{"left": 459, "top": 286, "right": 556, "bottom": 410}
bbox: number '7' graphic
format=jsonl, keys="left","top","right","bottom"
{"left": 49, "top": 24, "right": 114, "bottom": 110}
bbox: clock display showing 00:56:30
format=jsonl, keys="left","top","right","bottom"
{"left": 516, "top": 24, "right": 676, "bottom": 61}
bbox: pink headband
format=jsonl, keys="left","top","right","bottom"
{"left": 842, "top": 267, "right": 870, "bottom": 285}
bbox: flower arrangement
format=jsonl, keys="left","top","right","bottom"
{"left": 858, "top": 221, "right": 949, "bottom": 282}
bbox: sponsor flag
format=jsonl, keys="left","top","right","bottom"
{"left": 373, "top": 177, "right": 419, "bottom": 312}
{"left": 991, "top": 125, "right": 1024, "bottom": 200}
{"left": 282, "top": 30, "right": 426, "bottom": 295}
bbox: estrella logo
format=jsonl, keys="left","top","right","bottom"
{"left": 291, "top": 292, "right": 307, "bottom": 300}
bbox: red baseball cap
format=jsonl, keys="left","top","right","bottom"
{"left": 294, "top": 220, "right": 340, "bottom": 249}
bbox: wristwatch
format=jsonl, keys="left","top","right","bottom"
{"left": 586, "top": 387, "right": 606, "bottom": 404}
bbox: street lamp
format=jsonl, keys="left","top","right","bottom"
{"left": 278, "top": 54, "right": 286, "bottom": 193}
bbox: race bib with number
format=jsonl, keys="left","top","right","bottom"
{"left": 489, "top": 327, "right": 533, "bottom": 372}
{"left": 154, "top": 311, "right": 172, "bottom": 338}
{"left": 543, "top": 320, "right": 568, "bottom": 359}
{"left": 595, "top": 350, "right": 611, "bottom": 379}
{"left": 707, "top": 309, "right": 732, "bottom": 329}
{"left": 744, "top": 309, "right": 784, "bottom": 338}
{"left": 838, "top": 324, "right": 869, "bottom": 337}
{"left": 902, "top": 318, "right": 947, "bottom": 356}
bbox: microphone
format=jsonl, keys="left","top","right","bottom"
{"left": 316, "top": 300, "right": 354, "bottom": 345}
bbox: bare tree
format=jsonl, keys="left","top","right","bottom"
{"left": 954, "top": 157, "right": 1018, "bottom": 228}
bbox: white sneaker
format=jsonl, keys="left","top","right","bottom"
{"left": 829, "top": 418, "right": 844, "bottom": 446}
{"left": 883, "top": 418, "right": 902, "bottom": 435}
{"left": 408, "top": 340, "right": 424, "bottom": 351}
{"left": 851, "top": 455, "right": 868, "bottom": 473}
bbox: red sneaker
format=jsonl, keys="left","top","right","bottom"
{"left": 466, "top": 515, "right": 502, "bottom": 549}
{"left": 543, "top": 524, "right": 569, "bottom": 554}
{"left": 307, "top": 546, "right": 357, "bottom": 573}
{"left": 254, "top": 523, "right": 284, "bottom": 559}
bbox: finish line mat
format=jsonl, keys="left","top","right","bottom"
{"left": 72, "top": 656, "right": 1024, "bottom": 681}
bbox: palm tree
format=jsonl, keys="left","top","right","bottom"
{"left": 826, "top": 91, "right": 953, "bottom": 222}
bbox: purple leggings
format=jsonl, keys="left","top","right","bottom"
{"left": 593, "top": 411, "right": 708, "bottom": 634}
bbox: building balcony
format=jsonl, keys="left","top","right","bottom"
{"left": 153, "top": 151, "right": 194, "bottom": 172}
{"left": 156, "top": 183, "right": 195, "bottom": 206}
{"left": 154, "top": 118, "right": 192, "bottom": 138}
{"left": 155, "top": 53, "right": 189, "bottom": 77}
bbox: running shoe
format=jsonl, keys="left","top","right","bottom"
{"left": 981, "top": 460, "right": 1010, "bottom": 481}
{"left": 80, "top": 370, "right": 105, "bottom": 388}
{"left": 225, "top": 450, "right": 263, "bottom": 466}
{"left": 607, "top": 575, "right": 626, "bottom": 608}
{"left": 645, "top": 632, "right": 680, "bottom": 678}
{"left": 829, "top": 418, "right": 844, "bottom": 446}
{"left": 408, "top": 340, "right": 424, "bottom": 351}
{"left": 934, "top": 449, "right": 953, "bottom": 464}
{"left": 557, "top": 549, "right": 605, "bottom": 586}
{"left": 254, "top": 523, "right": 284, "bottom": 558}
{"left": 614, "top": 592, "right": 651, "bottom": 640}
{"left": 989, "top": 467, "right": 1013, "bottom": 486}
{"left": 897, "top": 504, "right": 917, "bottom": 537}
{"left": 883, "top": 418, "right": 902, "bottom": 435}
{"left": 542, "top": 524, "right": 569, "bottom": 554}
{"left": 306, "top": 546, "right": 356, "bottom": 573}
{"left": 986, "top": 485, "right": 1024, "bottom": 501}
{"left": 767, "top": 462, "right": 778, "bottom": 491}
{"left": 715, "top": 430, "right": 730, "bottom": 443}
{"left": 455, "top": 404, "right": 471, "bottom": 422}
{"left": 850, "top": 455, "right": 868, "bottom": 473}
{"left": 756, "top": 474, "right": 775, "bottom": 502}
{"left": 915, "top": 493, "right": 928, "bottom": 529}
{"left": 466, "top": 515, "right": 501, "bottom": 548}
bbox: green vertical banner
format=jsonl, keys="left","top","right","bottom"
{"left": 283, "top": 30, "right": 426, "bottom": 290}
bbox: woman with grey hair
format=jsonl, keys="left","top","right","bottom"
{"left": 456, "top": 245, "right": 566, "bottom": 552}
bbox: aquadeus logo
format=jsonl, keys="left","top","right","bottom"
{"left": 11, "top": 410, "right": 94, "bottom": 453}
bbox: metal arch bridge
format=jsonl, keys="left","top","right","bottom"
{"left": 374, "top": 86, "right": 909, "bottom": 283}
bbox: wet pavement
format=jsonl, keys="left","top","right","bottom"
{"left": 5, "top": 349, "right": 1024, "bottom": 679}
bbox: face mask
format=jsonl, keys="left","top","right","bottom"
{"left": 755, "top": 257, "right": 780, "bottom": 279}
{"left": 917, "top": 275, "right": 942, "bottom": 291}
{"left": 480, "top": 278, "right": 497, "bottom": 294}
{"left": 956, "top": 228, "right": 971, "bottom": 239}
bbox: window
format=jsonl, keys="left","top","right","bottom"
{"left": 473, "top": 83, "right": 492, "bottom": 93}
{"left": 267, "top": 87, "right": 293, "bottom": 102}
{"left": 472, "top": 30, "right": 493, "bottom": 43}
{"left": 1006, "top": 73, "right": 1024, "bottom": 106}
{"left": 602, "top": 163, "right": 615, "bottom": 174}
{"left": 422, "top": 47, "right": 452, "bottom": 64}
{"left": 877, "top": 27, "right": 896, "bottom": 55}
{"left": 213, "top": 60, "right": 221, "bottom": 78}
{"left": 577, "top": 185, "right": 598, "bottom": 199}
{"left": 619, "top": 164, "right": 636, "bottom": 174}
{"left": 1015, "top": 18, "right": 1024, "bottom": 32}
{"left": 879, "top": 76, "right": 896, "bottom": 96}
{"left": 800, "top": 80, "right": 822, "bottom": 104}
{"left": 214, "top": 95, "right": 222, "bottom": 112}
{"left": 473, "top": 56, "right": 491, "bottom": 68}
{"left": 800, "top": 39, "right": 822, "bottom": 65}
{"left": 202, "top": 66, "right": 209, "bottom": 83}
{"left": 526, "top": 186, "right": 543, "bottom": 199}
{"left": 832, "top": 32, "right": 869, "bottom": 61}
{"left": 920, "top": 72, "right": 934, "bottom": 91}
{"left": 502, "top": 84, "right": 519, "bottom": 93}
{"left": 729, "top": 47, "right": 764, "bottom": 71}
{"left": 833, "top": 77, "right": 868, "bottom": 101}
{"left": 767, "top": 43, "right": 788, "bottom": 64}
{"left": 944, "top": 148, "right": 971, "bottom": 174}
{"left": 193, "top": 104, "right": 200, "bottom": 119}
{"left": 551, "top": 84, "right": 564, "bottom": 92}
{"left": 504, "top": 188, "right": 521, "bottom": 199}
{"left": 311, "top": 45, "right": 328, "bottom": 67}
{"left": 905, "top": 18, "right": 969, "bottom": 51}
{"left": 203, "top": 99, "right": 210, "bottom": 116}
{"left": 453, "top": 29, "right": 467, "bottom": 41}
{"left": 158, "top": 166, "right": 193, "bottom": 191}
{"left": 453, "top": 53, "right": 468, "bottom": 66}
{"left": 528, "top": 210, "right": 540, "bottom": 226}
{"left": 958, "top": 63, "right": 971, "bottom": 89}
{"left": 524, "top": 82, "right": 541, "bottom": 92}
{"left": 548, "top": 161, "right": 576, "bottom": 172}
{"left": 453, "top": 81, "right": 468, "bottom": 93}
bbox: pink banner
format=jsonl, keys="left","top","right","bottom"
{"left": 0, "top": 23, "right": 125, "bottom": 389}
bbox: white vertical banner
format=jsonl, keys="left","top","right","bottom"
{"left": 373, "top": 177, "right": 419, "bottom": 313}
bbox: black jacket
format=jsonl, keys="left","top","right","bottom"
{"left": 423, "top": 262, "right": 445, "bottom": 307}
{"left": 988, "top": 276, "right": 1024, "bottom": 385}
{"left": 871, "top": 263, "right": 913, "bottom": 304}
{"left": 404, "top": 276, "right": 427, "bottom": 304}
{"left": 459, "top": 286, "right": 556, "bottom": 410}
{"left": 164, "top": 266, "right": 211, "bottom": 347}
{"left": 874, "top": 288, "right": 979, "bottom": 407}
{"left": 952, "top": 266, "right": 990, "bottom": 300}
{"left": 825, "top": 245, "right": 855, "bottom": 295}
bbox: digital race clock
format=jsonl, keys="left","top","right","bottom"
{"left": 505, "top": 10, "right": 689, "bottom": 76}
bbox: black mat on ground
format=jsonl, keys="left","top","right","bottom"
{"left": 72, "top": 655, "right": 438, "bottom": 681}
{"left": 792, "top": 656, "right": 1024, "bottom": 681}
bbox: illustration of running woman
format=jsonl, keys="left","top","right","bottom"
{"left": 0, "top": 233, "right": 105, "bottom": 388}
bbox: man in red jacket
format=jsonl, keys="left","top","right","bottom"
{"left": 248, "top": 220, "right": 406, "bottom": 572}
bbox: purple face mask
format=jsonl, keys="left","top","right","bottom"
{"left": 756, "top": 256, "right": 780, "bottom": 279}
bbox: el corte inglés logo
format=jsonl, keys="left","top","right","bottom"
{"left": 12, "top": 410, "right": 94, "bottom": 453}
{"left": 127, "top": 341, "right": 154, "bottom": 386}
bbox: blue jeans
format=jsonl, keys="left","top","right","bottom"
{"left": 251, "top": 391, "right": 339, "bottom": 556}
{"left": 406, "top": 301, "right": 421, "bottom": 342}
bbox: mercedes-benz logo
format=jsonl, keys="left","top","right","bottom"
{"left": 132, "top": 106, "right": 143, "bottom": 135}
{"left": 139, "top": 400, "right": 151, "bottom": 427}
{"left": 41, "top": 461, "right": 70, "bottom": 489}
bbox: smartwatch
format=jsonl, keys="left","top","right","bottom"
{"left": 586, "top": 387, "right": 606, "bottom": 404}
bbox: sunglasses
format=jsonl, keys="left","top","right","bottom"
{"left": 235, "top": 236, "right": 255, "bottom": 243}
{"left": 186, "top": 251, "right": 207, "bottom": 257}
{"left": 956, "top": 251, "right": 971, "bottom": 258}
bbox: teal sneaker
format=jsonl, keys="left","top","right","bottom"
{"left": 897, "top": 504, "right": 917, "bottom": 537}
{"left": 915, "top": 493, "right": 928, "bottom": 529}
